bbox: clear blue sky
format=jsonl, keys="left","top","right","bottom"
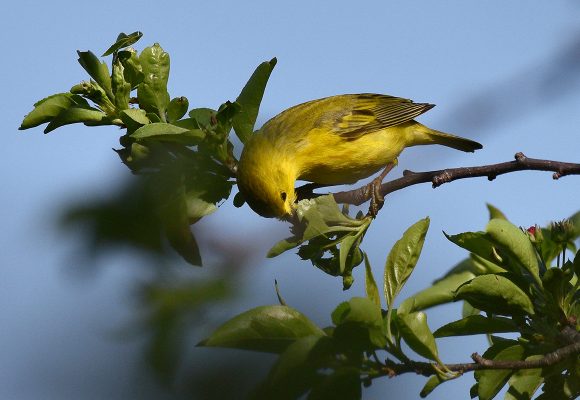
{"left": 2, "top": 1, "right": 580, "bottom": 399}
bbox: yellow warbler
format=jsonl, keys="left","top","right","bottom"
{"left": 237, "top": 94, "right": 482, "bottom": 218}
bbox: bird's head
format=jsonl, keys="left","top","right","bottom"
{"left": 237, "top": 136, "right": 297, "bottom": 219}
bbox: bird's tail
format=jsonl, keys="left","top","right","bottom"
{"left": 411, "top": 123, "right": 482, "bottom": 153}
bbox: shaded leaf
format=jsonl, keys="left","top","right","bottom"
{"left": 111, "top": 57, "right": 131, "bottom": 110}
{"left": 198, "top": 305, "right": 324, "bottom": 353}
{"left": 444, "top": 231, "right": 503, "bottom": 266}
{"left": 44, "top": 106, "right": 107, "bottom": 133}
{"left": 102, "top": 31, "right": 143, "bottom": 56}
{"left": 167, "top": 96, "right": 189, "bottom": 122}
{"left": 384, "top": 218, "right": 430, "bottom": 308}
{"left": 475, "top": 341, "right": 525, "bottom": 400}
{"left": 131, "top": 122, "right": 205, "bottom": 145}
{"left": 332, "top": 297, "right": 386, "bottom": 350}
{"left": 433, "top": 315, "right": 518, "bottom": 338}
{"left": 364, "top": 253, "right": 381, "bottom": 307}
{"left": 232, "top": 57, "right": 277, "bottom": 143}
{"left": 120, "top": 108, "right": 149, "bottom": 132}
{"left": 455, "top": 274, "right": 535, "bottom": 316}
{"left": 420, "top": 374, "right": 449, "bottom": 398}
{"left": 505, "top": 355, "right": 543, "bottom": 400}
{"left": 118, "top": 49, "right": 144, "bottom": 89}
{"left": 307, "top": 367, "right": 361, "bottom": 400}
{"left": 396, "top": 311, "right": 439, "bottom": 362}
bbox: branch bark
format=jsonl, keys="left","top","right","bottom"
{"left": 379, "top": 339, "right": 580, "bottom": 378}
{"left": 332, "top": 152, "right": 580, "bottom": 206}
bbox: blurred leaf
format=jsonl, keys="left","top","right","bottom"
{"left": 254, "top": 335, "right": 332, "bottom": 400}
{"left": 102, "top": 31, "right": 143, "bottom": 56}
{"left": 77, "top": 50, "right": 113, "bottom": 100}
{"left": 232, "top": 57, "right": 277, "bottom": 143}
{"left": 167, "top": 96, "right": 189, "bottom": 122}
{"left": 505, "top": 355, "right": 543, "bottom": 400}
{"left": 486, "top": 203, "right": 508, "bottom": 221}
{"left": 19, "top": 93, "right": 90, "bottom": 130}
{"left": 384, "top": 218, "right": 430, "bottom": 308}
{"left": 331, "top": 297, "right": 386, "bottom": 350}
{"left": 364, "top": 253, "right": 381, "bottom": 307}
{"left": 137, "top": 43, "right": 170, "bottom": 121}
{"left": 420, "top": 374, "right": 450, "bottom": 398}
{"left": 475, "top": 341, "right": 525, "bottom": 400}
{"left": 433, "top": 315, "right": 518, "bottom": 338}
{"left": 396, "top": 311, "right": 439, "bottom": 362}
{"left": 487, "top": 218, "right": 540, "bottom": 279}
{"left": 199, "top": 305, "right": 325, "bottom": 353}
{"left": 455, "top": 274, "right": 535, "bottom": 316}
{"left": 44, "top": 106, "right": 108, "bottom": 133}
{"left": 130, "top": 122, "right": 205, "bottom": 144}
{"left": 307, "top": 367, "right": 361, "bottom": 400}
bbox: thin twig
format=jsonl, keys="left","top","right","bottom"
{"left": 332, "top": 152, "right": 580, "bottom": 206}
{"left": 380, "top": 339, "right": 580, "bottom": 378}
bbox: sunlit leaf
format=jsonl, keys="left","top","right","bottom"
{"left": 232, "top": 57, "right": 277, "bottom": 143}
{"left": 20, "top": 93, "right": 89, "bottom": 130}
{"left": 396, "top": 311, "right": 439, "bottom": 362}
{"left": 130, "top": 122, "right": 204, "bottom": 144}
{"left": 486, "top": 203, "right": 508, "bottom": 221}
{"left": 77, "top": 50, "right": 113, "bottom": 100}
{"left": 44, "top": 106, "right": 107, "bottom": 133}
{"left": 384, "top": 218, "right": 430, "bottom": 308}
{"left": 102, "top": 31, "right": 143, "bottom": 56}
{"left": 137, "top": 43, "right": 170, "bottom": 121}
{"left": 167, "top": 96, "right": 189, "bottom": 122}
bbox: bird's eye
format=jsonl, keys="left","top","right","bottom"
{"left": 280, "top": 191, "right": 287, "bottom": 201}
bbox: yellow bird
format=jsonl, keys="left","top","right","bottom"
{"left": 237, "top": 94, "right": 482, "bottom": 219}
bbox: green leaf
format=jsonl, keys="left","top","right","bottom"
{"left": 455, "top": 274, "right": 535, "bottom": 316}
{"left": 420, "top": 374, "right": 449, "bottom": 398}
{"left": 307, "top": 367, "right": 361, "bottom": 400}
{"left": 364, "top": 253, "right": 381, "bottom": 307}
{"left": 102, "top": 31, "right": 143, "bottom": 56}
{"left": 77, "top": 50, "right": 113, "bottom": 100}
{"left": 232, "top": 57, "right": 277, "bottom": 143}
{"left": 331, "top": 297, "right": 386, "bottom": 350}
{"left": 19, "top": 93, "right": 89, "bottom": 130}
{"left": 167, "top": 96, "right": 189, "bottom": 122}
{"left": 120, "top": 108, "right": 150, "bottom": 132}
{"left": 188, "top": 107, "right": 216, "bottom": 128}
{"left": 137, "top": 43, "right": 170, "bottom": 121}
{"left": 486, "top": 203, "right": 508, "bottom": 221}
{"left": 131, "top": 122, "right": 204, "bottom": 145}
{"left": 198, "top": 305, "right": 324, "bottom": 353}
{"left": 118, "top": 49, "right": 144, "bottom": 89}
{"left": 384, "top": 218, "right": 430, "bottom": 308}
{"left": 256, "top": 335, "right": 332, "bottom": 400}
{"left": 44, "top": 106, "right": 107, "bottom": 133}
{"left": 475, "top": 342, "right": 525, "bottom": 400}
{"left": 398, "top": 258, "right": 477, "bottom": 314}
{"left": 505, "top": 356, "right": 543, "bottom": 400}
{"left": 433, "top": 315, "right": 518, "bottom": 337}
{"left": 268, "top": 195, "right": 371, "bottom": 289}
{"left": 444, "top": 231, "right": 503, "bottom": 266}
{"left": 487, "top": 218, "right": 540, "bottom": 279}
{"left": 396, "top": 311, "right": 439, "bottom": 362}
{"left": 111, "top": 57, "right": 131, "bottom": 110}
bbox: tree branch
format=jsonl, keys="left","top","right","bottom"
{"left": 377, "top": 339, "right": 580, "bottom": 378}
{"left": 333, "top": 152, "right": 580, "bottom": 206}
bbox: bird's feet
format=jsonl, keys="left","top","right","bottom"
{"left": 366, "top": 160, "right": 397, "bottom": 218}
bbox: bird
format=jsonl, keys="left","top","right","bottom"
{"left": 236, "top": 93, "right": 482, "bottom": 219}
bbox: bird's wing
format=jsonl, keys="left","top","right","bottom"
{"left": 331, "top": 94, "right": 435, "bottom": 140}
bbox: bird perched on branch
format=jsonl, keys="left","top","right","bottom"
{"left": 237, "top": 93, "right": 482, "bottom": 219}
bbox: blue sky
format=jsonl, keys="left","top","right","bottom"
{"left": 2, "top": 1, "right": 580, "bottom": 399}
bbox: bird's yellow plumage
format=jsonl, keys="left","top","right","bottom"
{"left": 237, "top": 94, "right": 482, "bottom": 219}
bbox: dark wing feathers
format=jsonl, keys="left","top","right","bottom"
{"left": 332, "top": 94, "right": 435, "bottom": 139}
